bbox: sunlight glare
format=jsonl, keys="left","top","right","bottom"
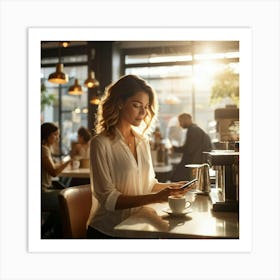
{"left": 192, "top": 62, "right": 223, "bottom": 88}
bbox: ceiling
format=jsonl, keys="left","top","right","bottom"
{"left": 41, "top": 41, "right": 239, "bottom": 53}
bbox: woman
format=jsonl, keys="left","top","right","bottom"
{"left": 71, "top": 126, "right": 91, "bottom": 160}
{"left": 41, "top": 122, "right": 72, "bottom": 237}
{"left": 87, "top": 75, "right": 190, "bottom": 238}
{"left": 41, "top": 122, "right": 72, "bottom": 189}
{"left": 69, "top": 126, "right": 92, "bottom": 185}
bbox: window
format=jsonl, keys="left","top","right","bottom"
{"left": 123, "top": 43, "right": 239, "bottom": 144}
{"left": 41, "top": 61, "right": 88, "bottom": 155}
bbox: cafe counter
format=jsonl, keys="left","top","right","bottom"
{"left": 114, "top": 193, "right": 239, "bottom": 239}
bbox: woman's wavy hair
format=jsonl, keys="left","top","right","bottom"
{"left": 41, "top": 122, "right": 58, "bottom": 144}
{"left": 95, "top": 75, "right": 158, "bottom": 138}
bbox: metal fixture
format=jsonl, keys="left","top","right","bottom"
{"left": 84, "top": 70, "right": 99, "bottom": 88}
{"left": 48, "top": 63, "right": 69, "bottom": 84}
{"left": 48, "top": 43, "right": 68, "bottom": 84}
{"left": 90, "top": 95, "right": 101, "bottom": 105}
{"left": 68, "top": 79, "right": 83, "bottom": 95}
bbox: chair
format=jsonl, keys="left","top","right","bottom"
{"left": 58, "top": 184, "right": 92, "bottom": 238}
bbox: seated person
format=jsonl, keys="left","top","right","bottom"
{"left": 41, "top": 122, "right": 72, "bottom": 238}
{"left": 71, "top": 126, "right": 91, "bottom": 168}
{"left": 68, "top": 126, "right": 92, "bottom": 186}
{"left": 86, "top": 75, "right": 190, "bottom": 239}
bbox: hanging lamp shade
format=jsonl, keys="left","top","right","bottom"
{"left": 84, "top": 71, "right": 100, "bottom": 88}
{"left": 60, "top": 41, "right": 70, "bottom": 48}
{"left": 68, "top": 79, "right": 83, "bottom": 95}
{"left": 48, "top": 63, "right": 69, "bottom": 84}
{"left": 90, "top": 95, "right": 101, "bottom": 105}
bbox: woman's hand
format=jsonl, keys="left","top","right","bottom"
{"left": 60, "top": 158, "right": 73, "bottom": 171}
{"left": 153, "top": 186, "right": 182, "bottom": 203}
{"left": 152, "top": 181, "right": 186, "bottom": 192}
{"left": 154, "top": 181, "right": 195, "bottom": 203}
{"left": 168, "top": 181, "right": 187, "bottom": 188}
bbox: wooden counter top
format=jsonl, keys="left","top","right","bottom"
{"left": 114, "top": 193, "right": 239, "bottom": 239}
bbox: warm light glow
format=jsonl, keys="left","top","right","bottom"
{"left": 149, "top": 55, "right": 192, "bottom": 63}
{"left": 48, "top": 63, "right": 69, "bottom": 84}
{"left": 194, "top": 53, "right": 224, "bottom": 60}
{"left": 60, "top": 41, "right": 70, "bottom": 48}
{"left": 160, "top": 94, "right": 181, "bottom": 104}
{"left": 90, "top": 96, "right": 100, "bottom": 105}
{"left": 192, "top": 62, "right": 224, "bottom": 88}
{"left": 84, "top": 71, "right": 99, "bottom": 88}
{"left": 87, "top": 81, "right": 94, "bottom": 88}
{"left": 68, "top": 79, "right": 83, "bottom": 95}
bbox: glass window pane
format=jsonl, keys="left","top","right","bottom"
{"left": 125, "top": 65, "right": 193, "bottom": 138}
{"left": 41, "top": 55, "right": 87, "bottom": 65}
{"left": 124, "top": 49, "right": 239, "bottom": 145}
{"left": 41, "top": 58, "right": 58, "bottom": 64}
{"left": 63, "top": 55, "right": 87, "bottom": 63}
{"left": 125, "top": 54, "right": 192, "bottom": 64}
{"left": 41, "top": 65, "right": 88, "bottom": 154}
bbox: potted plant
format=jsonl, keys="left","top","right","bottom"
{"left": 41, "top": 81, "right": 55, "bottom": 111}
{"left": 210, "top": 66, "right": 239, "bottom": 106}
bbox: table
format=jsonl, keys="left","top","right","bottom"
{"left": 60, "top": 165, "right": 174, "bottom": 182}
{"left": 59, "top": 168, "right": 90, "bottom": 178}
{"left": 114, "top": 193, "right": 239, "bottom": 238}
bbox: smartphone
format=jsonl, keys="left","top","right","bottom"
{"left": 179, "top": 178, "right": 198, "bottom": 190}
{"left": 62, "top": 155, "right": 71, "bottom": 163}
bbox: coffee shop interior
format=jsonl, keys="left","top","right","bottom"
{"left": 41, "top": 40, "right": 240, "bottom": 239}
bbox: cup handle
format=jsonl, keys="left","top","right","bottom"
{"left": 185, "top": 201, "right": 191, "bottom": 209}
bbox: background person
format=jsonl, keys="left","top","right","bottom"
{"left": 171, "top": 113, "right": 213, "bottom": 181}
{"left": 68, "top": 126, "right": 92, "bottom": 186}
{"left": 41, "top": 122, "right": 72, "bottom": 237}
{"left": 87, "top": 75, "right": 190, "bottom": 238}
{"left": 71, "top": 126, "right": 91, "bottom": 162}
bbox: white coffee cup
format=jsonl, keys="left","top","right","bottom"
{"left": 168, "top": 195, "right": 191, "bottom": 213}
{"left": 72, "top": 159, "right": 80, "bottom": 170}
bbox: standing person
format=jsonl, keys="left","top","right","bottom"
{"left": 171, "top": 113, "right": 213, "bottom": 181}
{"left": 87, "top": 75, "right": 190, "bottom": 238}
{"left": 41, "top": 122, "right": 72, "bottom": 237}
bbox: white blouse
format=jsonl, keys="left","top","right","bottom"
{"left": 87, "top": 128, "right": 158, "bottom": 236}
{"left": 41, "top": 145, "right": 54, "bottom": 189}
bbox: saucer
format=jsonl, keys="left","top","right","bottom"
{"left": 162, "top": 207, "right": 192, "bottom": 217}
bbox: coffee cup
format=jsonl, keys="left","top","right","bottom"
{"left": 80, "top": 158, "right": 90, "bottom": 168}
{"left": 72, "top": 159, "right": 80, "bottom": 170}
{"left": 168, "top": 195, "right": 191, "bottom": 213}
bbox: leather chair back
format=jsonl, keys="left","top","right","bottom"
{"left": 58, "top": 184, "right": 92, "bottom": 238}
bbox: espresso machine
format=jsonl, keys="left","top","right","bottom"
{"left": 206, "top": 151, "right": 239, "bottom": 212}
{"left": 214, "top": 105, "right": 239, "bottom": 142}
{"left": 210, "top": 105, "right": 239, "bottom": 153}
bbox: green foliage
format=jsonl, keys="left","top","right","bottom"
{"left": 210, "top": 67, "right": 239, "bottom": 105}
{"left": 41, "top": 82, "right": 56, "bottom": 111}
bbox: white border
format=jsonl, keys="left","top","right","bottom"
{"left": 1, "top": 1, "right": 279, "bottom": 279}
{"left": 28, "top": 27, "right": 252, "bottom": 253}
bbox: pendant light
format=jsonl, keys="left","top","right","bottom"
{"left": 90, "top": 88, "right": 102, "bottom": 105}
{"left": 48, "top": 63, "right": 69, "bottom": 84}
{"left": 84, "top": 70, "right": 100, "bottom": 88}
{"left": 68, "top": 79, "right": 83, "bottom": 95}
{"left": 60, "top": 41, "right": 70, "bottom": 48}
{"left": 90, "top": 95, "right": 101, "bottom": 105}
{"left": 48, "top": 43, "right": 69, "bottom": 84}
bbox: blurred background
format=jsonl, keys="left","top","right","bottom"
{"left": 41, "top": 41, "right": 239, "bottom": 156}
